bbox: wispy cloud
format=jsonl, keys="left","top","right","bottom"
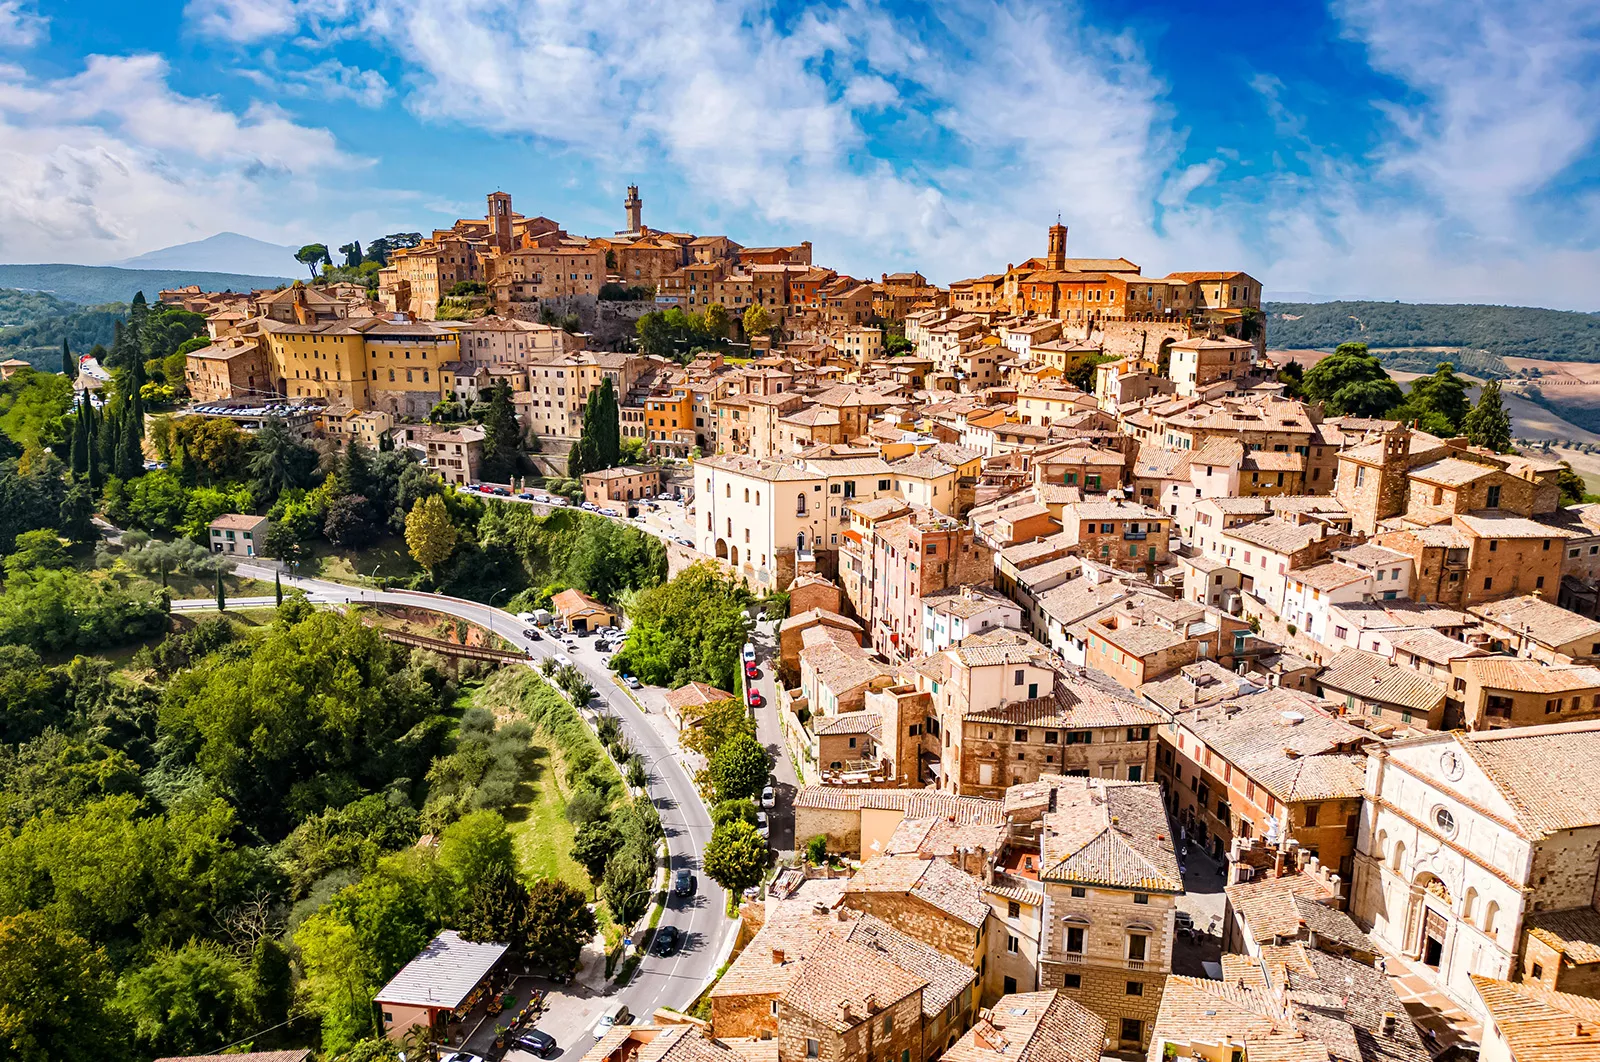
{"left": 239, "top": 56, "right": 392, "bottom": 108}
{"left": 0, "top": 1, "right": 45, "bottom": 47}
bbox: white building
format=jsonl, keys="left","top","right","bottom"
{"left": 921, "top": 585, "right": 1024, "bottom": 655}
{"left": 1350, "top": 721, "right": 1600, "bottom": 1019}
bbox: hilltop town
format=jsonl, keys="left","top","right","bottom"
{"left": 9, "top": 185, "right": 1599, "bottom": 1062}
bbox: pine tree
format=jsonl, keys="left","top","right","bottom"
{"left": 1464, "top": 379, "right": 1513, "bottom": 453}
{"left": 69, "top": 398, "right": 89, "bottom": 477}
{"left": 479, "top": 382, "right": 523, "bottom": 482}
{"left": 215, "top": 569, "right": 226, "bottom": 612}
{"left": 61, "top": 338, "right": 75, "bottom": 378}
{"left": 341, "top": 438, "right": 374, "bottom": 498}
{"left": 128, "top": 291, "right": 149, "bottom": 346}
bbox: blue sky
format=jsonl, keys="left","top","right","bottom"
{"left": 4, "top": 0, "right": 1599, "bottom": 308}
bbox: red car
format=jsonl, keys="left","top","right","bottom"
{"left": 745, "top": 664, "right": 760, "bottom": 680}
{"left": 748, "top": 691, "right": 765, "bottom": 709}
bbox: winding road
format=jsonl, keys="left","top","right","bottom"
{"left": 220, "top": 563, "right": 733, "bottom": 1053}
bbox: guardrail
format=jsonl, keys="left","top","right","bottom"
{"left": 376, "top": 627, "right": 528, "bottom": 664}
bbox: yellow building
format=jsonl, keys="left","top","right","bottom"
{"left": 261, "top": 317, "right": 459, "bottom": 418}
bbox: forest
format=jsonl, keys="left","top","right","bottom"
{"left": 1267, "top": 300, "right": 1600, "bottom": 363}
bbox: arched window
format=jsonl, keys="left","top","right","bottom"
{"left": 1462, "top": 887, "right": 1478, "bottom": 926}
{"left": 1375, "top": 830, "right": 1388, "bottom": 863}
{"left": 744, "top": 488, "right": 750, "bottom": 503}
{"left": 1483, "top": 901, "right": 1499, "bottom": 941}
{"left": 1391, "top": 840, "right": 1406, "bottom": 874}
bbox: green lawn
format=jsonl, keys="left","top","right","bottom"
{"left": 310, "top": 535, "right": 419, "bottom": 586}
{"left": 505, "top": 740, "right": 591, "bottom": 893}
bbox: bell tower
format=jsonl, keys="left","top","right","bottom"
{"left": 487, "top": 191, "right": 513, "bottom": 253}
{"left": 625, "top": 185, "right": 643, "bottom": 233}
{"left": 1047, "top": 216, "right": 1067, "bottom": 270}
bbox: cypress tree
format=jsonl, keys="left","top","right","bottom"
{"left": 275, "top": 571, "right": 283, "bottom": 606}
{"left": 61, "top": 338, "right": 75, "bottom": 378}
{"left": 95, "top": 405, "right": 117, "bottom": 485}
{"left": 69, "top": 398, "right": 89, "bottom": 477}
{"left": 215, "top": 569, "right": 225, "bottom": 612}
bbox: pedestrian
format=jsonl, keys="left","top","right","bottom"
{"left": 1376, "top": 956, "right": 1387, "bottom": 976}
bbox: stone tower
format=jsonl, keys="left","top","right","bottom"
{"left": 625, "top": 185, "right": 642, "bottom": 232}
{"left": 1047, "top": 218, "right": 1067, "bottom": 270}
{"left": 487, "top": 191, "right": 513, "bottom": 254}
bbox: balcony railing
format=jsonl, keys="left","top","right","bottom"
{"left": 1124, "top": 531, "right": 1148, "bottom": 541}
{"left": 1126, "top": 958, "right": 1147, "bottom": 972}
{"left": 1056, "top": 952, "right": 1084, "bottom": 964}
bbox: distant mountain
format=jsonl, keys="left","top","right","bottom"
{"left": 114, "top": 231, "right": 302, "bottom": 277}
{"left": 0, "top": 264, "right": 291, "bottom": 309}
{"left": 1266, "top": 300, "right": 1600, "bottom": 364}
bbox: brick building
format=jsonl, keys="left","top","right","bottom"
{"left": 843, "top": 856, "right": 991, "bottom": 967}
{"left": 581, "top": 464, "right": 665, "bottom": 507}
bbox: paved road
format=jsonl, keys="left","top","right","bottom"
{"left": 747, "top": 618, "right": 800, "bottom": 854}
{"left": 220, "top": 564, "right": 733, "bottom": 1053}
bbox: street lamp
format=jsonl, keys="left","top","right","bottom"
{"left": 487, "top": 587, "right": 509, "bottom": 643}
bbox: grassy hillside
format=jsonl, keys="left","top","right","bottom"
{"left": 0, "top": 263, "right": 291, "bottom": 307}
{"left": 1267, "top": 300, "right": 1600, "bottom": 362}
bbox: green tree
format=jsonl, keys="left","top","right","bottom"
{"left": 0, "top": 911, "right": 126, "bottom": 1062}
{"left": 58, "top": 480, "right": 95, "bottom": 544}
{"left": 601, "top": 851, "right": 651, "bottom": 927}
{"left": 684, "top": 698, "right": 755, "bottom": 760}
{"left": 1400, "top": 362, "right": 1471, "bottom": 434}
{"left": 339, "top": 241, "right": 364, "bottom": 268}
{"left": 524, "top": 878, "right": 597, "bottom": 975}
{"left": 61, "top": 338, "right": 75, "bottom": 378}
{"left": 295, "top": 245, "right": 331, "bottom": 278}
{"left": 479, "top": 383, "right": 523, "bottom": 483}
{"left": 567, "top": 377, "right": 620, "bottom": 478}
{"left": 1301, "top": 343, "right": 1404, "bottom": 417}
{"left": 405, "top": 494, "right": 459, "bottom": 575}
{"left": 703, "top": 819, "right": 768, "bottom": 895}
{"left": 571, "top": 818, "right": 614, "bottom": 884}
{"left": 710, "top": 731, "right": 768, "bottom": 802}
{"left": 711, "top": 798, "right": 757, "bottom": 828}
{"left": 68, "top": 397, "right": 90, "bottom": 478}
{"left": 1464, "top": 379, "right": 1513, "bottom": 453}
{"left": 4, "top": 529, "right": 69, "bottom": 574}
{"left": 437, "top": 809, "right": 516, "bottom": 895}
{"left": 248, "top": 417, "right": 319, "bottom": 502}
{"left": 611, "top": 563, "right": 751, "bottom": 690}
{"left": 743, "top": 304, "right": 775, "bottom": 339}
{"left": 459, "top": 865, "right": 532, "bottom": 952}
{"left": 114, "top": 939, "right": 251, "bottom": 1058}
{"left": 1558, "top": 464, "right": 1592, "bottom": 506}
{"left": 704, "top": 302, "right": 730, "bottom": 339}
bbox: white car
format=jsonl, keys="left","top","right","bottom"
{"left": 624, "top": 675, "right": 642, "bottom": 689}
{"left": 555, "top": 654, "right": 573, "bottom": 668}
{"left": 756, "top": 811, "right": 770, "bottom": 838}
{"left": 760, "top": 785, "right": 776, "bottom": 808}
{"left": 601, "top": 507, "right": 619, "bottom": 517}
{"left": 441, "top": 1053, "right": 486, "bottom": 1062}
{"left": 742, "top": 642, "right": 756, "bottom": 664}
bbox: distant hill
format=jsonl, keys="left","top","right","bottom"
{"left": 0, "top": 264, "right": 291, "bottom": 309}
{"left": 0, "top": 288, "right": 125, "bottom": 370}
{"left": 1266, "top": 300, "right": 1600, "bottom": 363}
{"left": 114, "top": 231, "right": 302, "bottom": 277}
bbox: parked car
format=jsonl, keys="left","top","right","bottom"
{"left": 657, "top": 493, "right": 674, "bottom": 501}
{"left": 748, "top": 690, "right": 765, "bottom": 709}
{"left": 441, "top": 1053, "right": 486, "bottom": 1062}
{"left": 674, "top": 868, "right": 694, "bottom": 895}
{"left": 555, "top": 654, "right": 573, "bottom": 668}
{"left": 600, "top": 507, "right": 619, "bottom": 517}
{"left": 514, "top": 1030, "right": 557, "bottom": 1057}
{"left": 745, "top": 664, "right": 760, "bottom": 680}
{"left": 742, "top": 642, "right": 756, "bottom": 664}
{"left": 760, "top": 785, "right": 776, "bottom": 808}
{"left": 517, "top": 492, "right": 533, "bottom": 500}
{"left": 675, "top": 537, "right": 694, "bottom": 547}
{"left": 492, "top": 487, "right": 510, "bottom": 496}
{"left": 655, "top": 924, "right": 681, "bottom": 955}
{"left": 581, "top": 502, "right": 598, "bottom": 511}
{"left": 624, "top": 675, "right": 642, "bottom": 689}
{"left": 756, "top": 812, "right": 770, "bottom": 839}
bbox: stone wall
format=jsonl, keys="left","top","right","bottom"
{"left": 843, "top": 893, "right": 980, "bottom": 967}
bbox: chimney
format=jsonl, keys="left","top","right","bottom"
{"left": 864, "top": 992, "right": 878, "bottom": 1013}
{"left": 1380, "top": 1013, "right": 1398, "bottom": 1038}
{"left": 838, "top": 1001, "right": 853, "bottom": 1023}
{"left": 772, "top": 948, "right": 786, "bottom": 965}
{"left": 1047, "top": 786, "right": 1058, "bottom": 813}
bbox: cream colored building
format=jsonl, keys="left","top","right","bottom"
{"left": 444, "top": 316, "right": 582, "bottom": 370}
{"left": 1350, "top": 721, "right": 1600, "bottom": 1020}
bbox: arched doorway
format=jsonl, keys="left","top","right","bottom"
{"left": 715, "top": 539, "right": 729, "bottom": 560}
{"left": 1412, "top": 872, "right": 1453, "bottom": 968}
{"left": 729, "top": 545, "right": 740, "bottom": 568}
{"left": 796, "top": 532, "right": 806, "bottom": 552}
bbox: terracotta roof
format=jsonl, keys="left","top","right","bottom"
{"left": 814, "top": 712, "right": 882, "bottom": 738}
{"left": 1386, "top": 627, "right": 1486, "bottom": 665}
{"left": 843, "top": 913, "right": 975, "bottom": 1020}
{"left": 1177, "top": 688, "right": 1368, "bottom": 803}
{"left": 943, "top": 990, "right": 1106, "bottom": 1062}
{"left": 552, "top": 588, "right": 613, "bottom": 617}
{"left": 883, "top": 816, "right": 1007, "bottom": 861}
{"left": 1455, "top": 721, "right": 1600, "bottom": 835}
{"left": 1470, "top": 976, "right": 1600, "bottom": 1062}
{"left": 1408, "top": 456, "right": 1497, "bottom": 486}
{"left": 846, "top": 855, "right": 990, "bottom": 929}
{"left": 793, "top": 786, "right": 1005, "bottom": 824}
{"left": 665, "top": 682, "right": 733, "bottom": 712}
{"left": 208, "top": 512, "right": 268, "bottom": 531}
{"left": 1454, "top": 657, "right": 1600, "bottom": 695}
{"left": 779, "top": 937, "right": 926, "bottom": 1031}
{"left": 1317, "top": 648, "right": 1448, "bottom": 712}
{"left": 1033, "top": 776, "right": 1181, "bottom": 891}
{"left": 1524, "top": 907, "right": 1600, "bottom": 966}
{"left": 1469, "top": 594, "right": 1600, "bottom": 649}
{"left": 155, "top": 1054, "right": 309, "bottom": 1062}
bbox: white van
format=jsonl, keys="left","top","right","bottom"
{"left": 555, "top": 654, "right": 573, "bottom": 668}
{"left": 742, "top": 642, "right": 756, "bottom": 664}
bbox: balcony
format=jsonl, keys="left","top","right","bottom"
{"left": 1126, "top": 958, "right": 1147, "bottom": 972}
{"left": 1056, "top": 952, "right": 1084, "bottom": 965}
{"left": 1123, "top": 531, "right": 1148, "bottom": 541}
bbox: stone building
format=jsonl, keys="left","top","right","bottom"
{"left": 1471, "top": 976, "right": 1600, "bottom": 1062}
{"left": 1450, "top": 656, "right": 1600, "bottom": 730}
{"left": 908, "top": 629, "right": 1164, "bottom": 797}
{"left": 941, "top": 990, "right": 1106, "bottom": 1062}
{"left": 792, "top": 787, "right": 1005, "bottom": 862}
{"left": 776, "top": 937, "right": 927, "bottom": 1062}
{"left": 844, "top": 856, "right": 991, "bottom": 967}
{"left": 1155, "top": 687, "right": 1369, "bottom": 874}
{"left": 1020, "top": 775, "right": 1182, "bottom": 1053}
{"left": 1146, "top": 944, "right": 1428, "bottom": 1062}
{"left": 581, "top": 464, "right": 665, "bottom": 507}
{"left": 1349, "top": 721, "right": 1600, "bottom": 1021}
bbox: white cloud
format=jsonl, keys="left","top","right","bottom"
{"left": 0, "top": 53, "right": 370, "bottom": 262}
{"left": 240, "top": 57, "right": 392, "bottom": 108}
{"left": 0, "top": 2, "right": 45, "bottom": 47}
